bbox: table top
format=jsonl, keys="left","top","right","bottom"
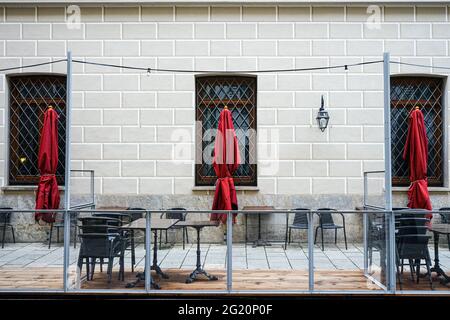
{"left": 122, "top": 217, "right": 179, "bottom": 231}
{"left": 175, "top": 221, "right": 220, "bottom": 228}
{"left": 430, "top": 223, "right": 450, "bottom": 235}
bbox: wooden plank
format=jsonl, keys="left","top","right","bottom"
{"left": 0, "top": 267, "right": 448, "bottom": 292}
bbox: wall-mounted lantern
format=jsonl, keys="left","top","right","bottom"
{"left": 316, "top": 95, "right": 330, "bottom": 132}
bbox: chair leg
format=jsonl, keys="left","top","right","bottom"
{"left": 416, "top": 259, "right": 421, "bottom": 284}
{"left": 447, "top": 234, "right": 450, "bottom": 251}
{"left": 343, "top": 225, "right": 348, "bottom": 250}
{"left": 426, "top": 252, "right": 433, "bottom": 290}
{"left": 85, "top": 258, "right": 91, "bottom": 281}
{"left": 10, "top": 225, "right": 15, "bottom": 244}
{"left": 334, "top": 229, "right": 337, "bottom": 244}
{"left": 159, "top": 230, "right": 162, "bottom": 249}
{"left": 314, "top": 227, "right": 319, "bottom": 244}
{"left": 408, "top": 259, "right": 415, "bottom": 281}
{"left": 396, "top": 250, "right": 403, "bottom": 290}
{"left": 321, "top": 227, "right": 324, "bottom": 251}
{"left": 91, "top": 258, "right": 96, "bottom": 280}
{"left": 107, "top": 258, "right": 113, "bottom": 284}
{"left": 182, "top": 228, "right": 185, "bottom": 250}
{"left": 288, "top": 228, "right": 292, "bottom": 244}
{"left": 165, "top": 230, "right": 168, "bottom": 244}
{"left": 131, "top": 230, "right": 135, "bottom": 273}
{"left": 48, "top": 224, "right": 53, "bottom": 249}
{"left": 100, "top": 258, "right": 103, "bottom": 272}
{"left": 1, "top": 224, "right": 6, "bottom": 249}
{"left": 185, "top": 227, "right": 189, "bottom": 244}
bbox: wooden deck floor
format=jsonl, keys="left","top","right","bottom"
{"left": 0, "top": 267, "right": 449, "bottom": 293}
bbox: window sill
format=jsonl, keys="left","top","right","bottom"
{"left": 1, "top": 185, "right": 65, "bottom": 192}
{"left": 192, "top": 186, "right": 259, "bottom": 191}
{"left": 392, "top": 186, "right": 450, "bottom": 192}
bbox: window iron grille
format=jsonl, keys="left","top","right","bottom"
{"left": 391, "top": 76, "right": 444, "bottom": 187}
{"left": 195, "top": 76, "right": 257, "bottom": 186}
{"left": 8, "top": 75, "right": 66, "bottom": 185}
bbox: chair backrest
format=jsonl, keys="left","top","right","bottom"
{"left": 164, "top": 208, "right": 187, "bottom": 220}
{"left": 126, "top": 207, "right": 145, "bottom": 221}
{"left": 0, "top": 207, "right": 13, "bottom": 224}
{"left": 317, "top": 208, "right": 336, "bottom": 225}
{"left": 78, "top": 233, "right": 122, "bottom": 257}
{"left": 92, "top": 212, "right": 131, "bottom": 225}
{"left": 439, "top": 207, "right": 450, "bottom": 223}
{"left": 396, "top": 212, "right": 431, "bottom": 257}
{"left": 292, "top": 208, "right": 309, "bottom": 226}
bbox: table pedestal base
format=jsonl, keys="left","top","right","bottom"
{"left": 152, "top": 264, "right": 169, "bottom": 279}
{"left": 430, "top": 266, "right": 450, "bottom": 285}
{"left": 186, "top": 268, "right": 218, "bottom": 284}
{"left": 125, "top": 272, "right": 160, "bottom": 289}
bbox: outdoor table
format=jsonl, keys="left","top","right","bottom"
{"left": 429, "top": 223, "right": 450, "bottom": 285}
{"left": 243, "top": 206, "right": 275, "bottom": 247}
{"left": 175, "top": 220, "right": 220, "bottom": 283}
{"left": 121, "top": 217, "right": 179, "bottom": 289}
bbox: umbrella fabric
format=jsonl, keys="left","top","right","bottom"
{"left": 402, "top": 108, "right": 432, "bottom": 220}
{"left": 35, "top": 107, "right": 60, "bottom": 223}
{"left": 210, "top": 108, "right": 240, "bottom": 224}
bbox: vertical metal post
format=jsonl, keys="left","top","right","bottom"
{"left": 383, "top": 52, "right": 395, "bottom": 292}
{"left": 63, "top": 51, "right": 72, "bottom": 292}
{"left": 363, "top": 212, "right": 368, "bottom": 275}
{"left": 307, "top": 211, "right": 314, "bottom": 292}
{"left": 363, "top": 172, "right": 368, "bottom": 208}
{"left": 145, "top": 211, "right": 152, "bottom": 291}
{"left": 226, "top": 211, "right": 233, "bottom": 292}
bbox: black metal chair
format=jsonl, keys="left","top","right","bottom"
{"left": 161, "top": 208, "right": 189, "bottom": 250}
{"left": 284, "top": 208, "right": 310, "bottom": 249}
{"left": 48, "top": 212, "right": 79, "bottom": 249}
{"left": 314, "top": 208, "right": 348, "bottom": 251}
{"left": 438, "top": 207, "right": 450, "bottom": 250}
{"left": 395, "top": 209, "right": 433, "bottom": 290}
{"left": 0, "top": 207, "right": 15, "bottom": 249}
{"left": 77, "top": 217, "right": 126, "bottom": 283}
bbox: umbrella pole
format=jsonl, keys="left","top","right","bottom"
{"left": 63, "top": 51, "right": 73, "bottom": 292}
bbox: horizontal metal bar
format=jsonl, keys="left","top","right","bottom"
{"left": 2, "top": 209, "right": 448, "bottom": 215}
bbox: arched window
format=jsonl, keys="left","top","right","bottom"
{"left": 391, "top": 76, "right": 445, "bottom": 187}
{"left": 195, "top": 75, "right": 257, "bottom": 186}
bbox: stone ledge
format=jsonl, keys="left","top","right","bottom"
{"left": 192, "top": 186, "right": 259, "bottom": 191}
{"left": 1, "top": 185, "right": 65, "bottom": 192}
{"left": 392, "top": 186, "right": 450, "bottom": 192}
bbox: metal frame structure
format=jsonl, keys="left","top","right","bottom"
{"left": 0, "top": 51, "right": 407, "bottom": 294}
{"left": 1, "top": 208, "right": 450, "bottom": 294}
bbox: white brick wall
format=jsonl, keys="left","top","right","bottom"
{"left": 0, "top": 4, "right": 449, "bottom": 196}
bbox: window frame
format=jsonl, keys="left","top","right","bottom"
{"left": 390, "top": 74, "right": 447, "bottom": 188}
{"left": 6, "top": 73, "right": 67, "bottom": 186}
{"left": 195, "top": 74, "right": 258, "bottom": 187}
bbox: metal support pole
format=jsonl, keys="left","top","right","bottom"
{"left": 63, "top": 51, "right": 72, "bottom": 292}
{"left": 383, "top": 52, "right": 395, "bottom": 292}
{"left": 308, "top": 211, "right": 314, "bottom": 292}
{"left": 145, "top": 211, "right": 152, "bottom": 291}
{"left": 363, "top": 212, "right": 368, "bottom": 275}
{"left": 226, "top": 211, "right": 233, "bottom": 292}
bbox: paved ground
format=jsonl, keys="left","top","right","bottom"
{"left": 1, "top": 241, "right": 449, "bottom": 273}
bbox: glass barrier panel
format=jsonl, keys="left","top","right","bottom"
{"left": 69, "top": 209, "right": 146, "bottom": 291}
{"left": 232, "top": 211, "right": 309, "bottom": 292}
{"left": 156, "top": 210, "right": 227, "bottom": 292}
{"left": 395, "top": 210, "right": 450, "bottom": 293}
{"left": 313, "top": 211, "right": 386, "bottom": 292}
{"left": 0, "top": 211, "right": 64, "bottom": 291}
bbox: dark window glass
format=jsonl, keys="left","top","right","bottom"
{"left": 391, "top": 76, "right": 444, "bottom": 187}
{"left": 8, "top": 75, "right": 66, "bottom": 185}
{"left": 195, "top": 76, "right": 257, "bottom": 186}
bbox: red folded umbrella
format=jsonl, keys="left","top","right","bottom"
{"left": 210, "top": 107, "right": 240, "bottom": 224}
{"left": 35, "top": 107, "right": 60, "bottom": 223}
{"left": 402, "top": 107, "right": 432, "bottom": 220}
